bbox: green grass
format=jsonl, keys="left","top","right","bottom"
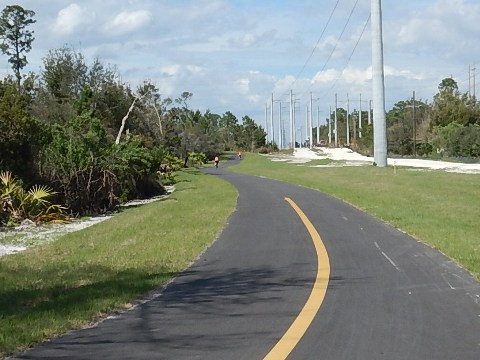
{"left": 2, "top": 153, "right": 479, "bottom": 357}
{"left": 231, "top": 153, "right": 480, "bottom": 280}
{"left": 0, "top": 168, "right": 237, "bottom": 358}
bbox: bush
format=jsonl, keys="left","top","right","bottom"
{"left": 430, "top": 122, "right": 480, "bottom": 158}
{"left": 0, "top": 171, "right": 68, "bottom": 227}
{"left": 37, "top": 113, "right": 166, "bottom": 215}
{"left": 186, "top": 151, "right": 207, "bottom": 167}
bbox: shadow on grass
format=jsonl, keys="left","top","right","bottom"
{"left": 11, "top": 264, "right": 319, "bottom": 359}
{"left": 0, "top": 265, "right": 176, "bottom": 318}
{"left": 0, "top": 262, "right": 177, "bottom": 356}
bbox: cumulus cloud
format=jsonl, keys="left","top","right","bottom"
{"left": 228, "top": 30, "right": 278, "bottom": 49}
{"left": 53, "top": 3, "right": 90, "bottom": 34}
{"left": 235, "top": 78, "right": 250, "bottom": 94}
{"left": 104, "top": 10, "right": 151, "bottom": 36}
{"left": 384, "top": 66, "right": 424, "bottom": 81}
{"left": 157, "top": 64, "right": 206, "bottom": 79}
{"left": 396, "top": 0, "right": 480, "bottom": 50}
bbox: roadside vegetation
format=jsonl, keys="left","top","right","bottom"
{"left": 0, "top": 169, "right": 237, "bottom": 358}
{"left": 0, "top": 5, "right": 269, "bottom": 228}
{"left": 1, "top": 3, "right": 480, "bottom": 358}
{"left": 230, "top": 153, "right": 480, "bottom": 281}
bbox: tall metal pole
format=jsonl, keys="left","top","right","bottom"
{"left": 278, "top": 101, "right": 282, "bottom": 149}
{"left": 328, "top": 106, "right": 332, "bottom": 145}
{"left": 359, "top": 93, "right": 362, "bottom": 138}
{"left": 309, "top": 93, "right": 313, "bottom": 148}
{"left": 305, "top": 105, "right": 309, "bottom": 148}
{"left": 368, "top": 100, "right": 372, "bottom": 125}
{"left": 346, "top": 93, "right": 350, "bottom": 146}
{"left": 265, "top": 103, "right": 268, "bottom": 136}
{"left": 469, "top": 64, "right": 472, "bottom": 97}
{"left": 293, "top": 94, "right": 297, "bottom": 148}
{"left": 334, "top": 93, "right": 338, "bottom": 147}
{"left": 270, "top": 93, "right": 274, "bottom": 144}
{"left": 413, "top": 90, "right": 416, "bottom": 158}
{"left": 473, "top": 64, "right": 476, "bottom": 98}
{"left": 371, "top": 0, "right": 387, "bottom": 166}
{"left": 317, "top": 106, "right": 320, "bottom": 145}
{"left": 290, "top": 90, "right": 294, "bottom": 149}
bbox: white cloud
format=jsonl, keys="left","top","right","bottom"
{"left": 10, "top": 0, "right": 480, "bottom": 124}
{"left": 384, "top": 66, "right": 424, "bottom": 81}
{"left": 235, "top": 78, "right": 250, "bottom": 94}
{"left": 396, "top": 0, "right": 480, "bottom": 50}
{"left": 160, "top": 64, "right": 181, "bottom": 78}
{"left": 104, "top": 10, "right": 151, "bottom": 36}
{"left": 53, "top": 3, "right": 89, "bottom": 34}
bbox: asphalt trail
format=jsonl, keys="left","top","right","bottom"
{"left": 14, "top": 159, "right": 480, "bottom": 359}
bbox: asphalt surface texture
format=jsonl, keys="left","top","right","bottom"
{"left": 13, "top": 157, "right": 480, "bottom": 359}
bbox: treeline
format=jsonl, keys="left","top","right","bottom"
{"left": 0, "top": 5, "right": 267, "bottom": 224}
{"left": 317, "top": 77, "right": 480, "bottom": 159}
{"left": 0, "top": 46, "right": 267, "bottom": 220}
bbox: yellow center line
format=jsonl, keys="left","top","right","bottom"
{"left": 263, "top": 197, "right": 331, "bottom": 360}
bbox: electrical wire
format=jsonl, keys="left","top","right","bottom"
{"left": 288, "top": 0, "right": 340, "bottom": 90}
{"left": 314, "top": 0, "right": 360, "bottom": 79}
{"left": 319, "top": 13, "right": 370, "bottom": 96}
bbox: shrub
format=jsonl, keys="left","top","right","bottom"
{"left": 37, "top": 113, "right": 167, "bottom": 215}
{"left": 0, "top": 171, "right": 68, "bottom": 227}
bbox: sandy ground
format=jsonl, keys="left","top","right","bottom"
{"left": 2, "top": 152, "right": 478, "bottom": 257}
{"left": 0, "top": 186, "right": 175, "bottom": 257}
{"left": 281, "top": 147, "right": 480, "bottom": 174}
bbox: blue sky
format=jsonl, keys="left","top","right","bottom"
{"left": 2, "top": 0, "right": 480, "bottom": 139}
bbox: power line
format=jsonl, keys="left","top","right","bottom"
{"left": 314, "top": 0, "right": 360, "bottom": 79}
{"left": 318, "top": 13, "right": 371, "bottom": 96}
{"left": 288, "top": 0, "right": 341, "bottom": 90}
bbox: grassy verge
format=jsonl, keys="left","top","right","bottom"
{"left": 0, "top": 168, "right": 237, "bottom": 358}
{"left": 231, "top": 153, "right": 480, "bottom": 280}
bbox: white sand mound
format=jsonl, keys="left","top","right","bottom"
{"left": 292, "top": 147, "right": 480, "bottom": 174}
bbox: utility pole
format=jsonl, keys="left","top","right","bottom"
{"left": 278, "top": 101, "right": 282, "bottom": 149}
{"left": 270, "top": 93, "right": 275, "bottom": 144}
{"left": 309, "top": 92, "right": 313, "bottom": 149}
{"left": 305, "top": 105, "right": 309, "bottom": 148}
{"left": 413, "top": 90, "right": 416, "bottom": 158}
{"left": 359, "top": 93, "right": 362, "bottom": 138}
{"left": 368, "top": 100, "right": 372, "bottom": 125}
{"left": 334, "top": 93, "right": 338, "bottom": 147}
{"left": 371, "top": 0, "right": 388, "bottom": 167}
{"left": 317, "top": 106, "right": 320, "bottom": 146}
{"left": 469, "top": 64, "right": 472, "bottom": 98}
{"left": 353, "top": 109, "right": 357, "bottom": 140}
{"left": 328, "top": 106, "right": 332, "bottom": 146}
{"left": 473, "top": 64, "right": 476, "bottom": 98}
{"left": 290, "top": 90, "right": 294, "bottom": 149}
{"left": 346, "top": 93, "right": 350, "bottom": 146}
{"left": 265, "top": 103, "right": 269, "bottom": 137}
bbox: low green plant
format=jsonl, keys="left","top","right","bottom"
{"left": 0, "top": 171, "right": 68, "bottom": 226}
{"left": 187, "top": 151, "right": 207, "bottom": 167}
{"left": 0, "top": 169, "right": 237, "bottom": 357}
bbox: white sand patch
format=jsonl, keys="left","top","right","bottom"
{"left": 0, "top": 244, "right": 27, "bottom": 256}
{"left": 286, "top": 147, "right": 480, "bottom": 174}
{"left": 0, "top": 186, "right": 176, "bottom": 257}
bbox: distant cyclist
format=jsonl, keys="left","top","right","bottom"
{"left": 238, "top": 151, "right": 242, "bottom": 159}
{"left": 214, "top": 156, "right": 219, "bottom": 168}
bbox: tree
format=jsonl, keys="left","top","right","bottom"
{"left": 432, "top": 77, "right": 480, "bottom": 127}
{"left": 234, "top": 116, "right": 266, "bottom": 151}
{"left": 0, "top": 78, "right": 40, "bottom": 179}
{"left": 387, "top": 98, "right": 431, "bottom": 156}
{"left": 219, "top": 111, "right": 238, "bottom": 150}
{"left": 0, "top": 5, "right": 36, "bottom": 89}
{"left": 42, "top": 46, "right": 88, "bottom": 102}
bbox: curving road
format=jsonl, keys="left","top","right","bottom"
{"left": 15, "top": 159, "right": 480, "bottom": 359}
